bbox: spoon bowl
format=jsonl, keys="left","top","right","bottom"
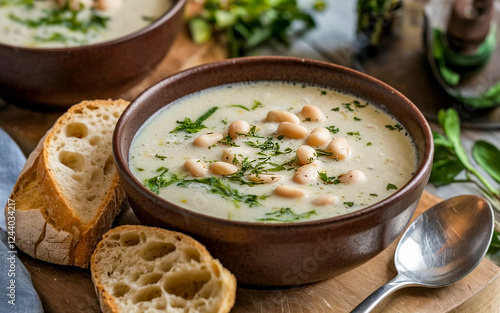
{"left": 352, "top": 195, "right": 494, "bottom": 312}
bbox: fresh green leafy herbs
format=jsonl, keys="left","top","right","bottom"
{"left": 178, "top": 176, "right": 269, "bottom": 207}
{"left": 252, "top": 100, "right": 264, "bottom": 110}
{"left": 145, "top": 168, "right": 182, "bottom": 195}
{"left": 342, "top": 103, "right": 354, "bottom": 112}
{"left": 218, "top": 135, "right": 239, "bottom": 147}
{"left": 369, "top": 193, "right": 378, "bottom": 197}
{"left": 354, "top": 117, "right": 362, "bottom": 121}
{"left": 331, "top": 107, "right": 340, "bottom": 112}
{"left": 367, "top": 142, "right": 373, "bottom": 146}
{"left": 229, "top": 104, "right": 250, "bottom": 111}
{"left": 319, "top": 171, "right": 340, "bottom": 184}
{"left": 8, "top": 5, "right": 110, "bottom": 32}
{"left": 386, "top": 183, "right": 397, "bottom": 190}
{"left": 430, "top": 108, "right": 500, "bottom": 262}
{"left": 326, "top": 125, "right": 340, "bottom": 134}
{"left": 347, "top": 131, "right": 361, "bottom": 138}
{"left": 472, "top": 140, "right": 500, "bottom": 184}
{"left": 315, "top": 149, "right": 333, "bottom": 157}
{"left": 320, "top": 90, "right": 327, "bottom": 95}
{"left": 171, "top": 107, "right": 218, "bottom": 133}
{"left": 246, "top": 125, "right": 264, "bottom": 138}
{"left": 344, "top": 202, "right": 354, "bottom": 207}
{"left": 137, "top": 168, "right": 144, "bottom": 172}
{"left": 385, "top": 124, "right": 404, "bottom": 132}
{"left": 145, "top": 167, "right": 267, "bottom": 206}
{"left": 187, "top": 0, "right": 325, "bottom": 57}
{"left": 257, "top": 208, "right": 316, "bottom": 222}
{"left": 154, "top": 154, "right": 166, "bottom": 160}
{"left": 246, "top": 137, "right": 293, "bottom": 156}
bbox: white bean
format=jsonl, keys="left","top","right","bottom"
{"left": 338, "top": 170, "right": 366, "bottom": 184}
{"left": 209, "top": 162, "right": 239, "bottom": 176}
{"left": 222, "top": 149, "right": 237, "bottom": 164}
{"left": 301, "top": 105, "right": 325, "bottom": 122}
{"left": 94, "top": 0, "right": 122, "bottom": 11}
{"left": 266, "top": 110, "right": 300, "bottom": 124}
{"left": 296, "top": 145, "right": 317, "bottom": 165}
{"left": 312, "top": 195, "right": 339, "bottom": 206}
{"left": 277, "top": 122, "right": 309, "bottom": 139}
{"left": 228, "top": 120, "right": 250, "bottom": 139}
{"left": 274, "top": 185, "right": 307, "bottom": 198}
{"left": 248, "top": 174, "right": 284, "bottom": 184}
{"left": 306, "top": 127, "right": 331, "bottom": 146}
{"left": 184, "top": 159, "right": 207, "bottom": 177}
{"left": 293, "top": 164, "right": 319, "bottom": 184}
{"left": 194, "top": 133, "right": 224, "bottom": 147}
{"left": 326, "top": 138, "right": 350, "bottom": 160}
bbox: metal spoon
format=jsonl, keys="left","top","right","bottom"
{"left": 351, "top": 195, "right": 494, "bottom": 313}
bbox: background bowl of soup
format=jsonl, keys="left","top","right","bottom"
{"left": 0, "top": 0, "right": 186, "bottom": 107}
{"left": 113, "top": 56, "right": 433, "bottom": 287}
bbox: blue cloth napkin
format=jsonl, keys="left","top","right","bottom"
{"left": 0, "top": 127, "right": 43, "bottom": 312}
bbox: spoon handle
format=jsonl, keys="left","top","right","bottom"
{"left": 350, "top": 275, "right": 414, "bottom": 313}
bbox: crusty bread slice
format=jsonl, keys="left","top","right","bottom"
{"left": 6, "top": 99, "right": 128, "bottom": 268}
{"left": 91, "top": 225, "right": 237, "bottom": 313}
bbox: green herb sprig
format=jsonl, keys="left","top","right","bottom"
{"left": 430, "top": 108, "right": 500, "bottom": 262}
{"left": 257, "top": 207, "right": 316, "bottom": 222}
{"left": 171, "top": 107, "right": 218, "bottom": 134}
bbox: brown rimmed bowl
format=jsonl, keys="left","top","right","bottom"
{"left": 0, "top": 0, "right": 186, "bottom": 108}
{"left": 113, "top": 56, "right": 433, "bottom": 288}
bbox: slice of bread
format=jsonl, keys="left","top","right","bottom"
{"left": 91, "top": 225, "right": 237, "bottom": 313}
{"left": 6, "top": 99, "right": 128, "bottom": 268}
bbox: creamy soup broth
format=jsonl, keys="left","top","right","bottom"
{"left": 0, "top": 0, "right": 172, "bottom": 48}
{"left": 130, "top": 82, "right": 417, "bottom": 223}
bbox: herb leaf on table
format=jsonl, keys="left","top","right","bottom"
{"left": 430, "top": 108, "right": 500, "bottom": 263}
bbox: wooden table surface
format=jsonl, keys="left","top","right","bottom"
{"left": 1, "top": 0, "right": 500, "bottom": 312}
{"left": 18, "top": 191, "right": 500, "bottom": 313}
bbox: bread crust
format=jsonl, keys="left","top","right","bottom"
{"left": 91, "top": 225, "right": 237, "bottom": 313}
{"left": 5, "top": 99, "right": 128, "bottom": 268}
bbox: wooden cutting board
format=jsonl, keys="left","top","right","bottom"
{"left": 19, "top": 191, "right": 500, "bottom": 313}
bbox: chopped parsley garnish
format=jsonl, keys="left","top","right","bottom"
{"left": 354, "top": 117, "right": 362, "bottom": 121}
{"left": 137, "top": 168, "right": 144, "bottom": 172}
{"left": 229, "top": 100, "right": 263, "bottom": 111}
{"left": 344, "top": 202, "right": 354, "bottom": 207}
{"left": 315, "top": 149, "right": 333, "bottom": 157}
{"left": 326, "top": 125, "right": 339, "bottom": 134}
{"left": 347, "top": 131, "right": 360, "bottom": 136}
{"left": 385, "top": 124, "right": 404, "bottom": 132}
{"left": 7, "top": 4, "right": 110, "bottom": 44}
{"left": 245, "top": 125, "right": 264, "bottom": 138}
{"left": 257, "top": 208, "right": 317, "bottom": 222}
{"left": 142, "top": 15, "right": 156, "bottom": 22}
{"left": 154, "top": 154, "right": 166, "bottom": 160}
{"left": 246, "top": 137, "right": 293, "bottom": 156}
{"left": 366, "top": 142, "right": 373, "bottom": 146}
{"left": 145, "top": 167, "right": 267, "bottom": 207}
{"left": 386, "top": 183, "right": 398, "bottom": 190}
{"left": 145, "top": 168, "right": 181, "bottom": 195}
{"left": 331, "top": 107, "right": 340, "bottom": 112}
{"left": 319, "top": 171, "right": 340, "bottom": 184}
{"left": 342, "top": 103, "right": 354, "bottom": 111}
{"left": 355, "top": 101, "right": 368, "bottom": 108}
{"left": 252, "top": 100, "right": 264, "bottom": 110}
{"left": 218, "top": 135, "right": 239, "bottom": 147}
{"left": 320, "top": 90, "right": 327, "bottom": 95}
{"left": 171, "top": 107, "right": 218, "bottom": 133}
{"left": 229, "top": 104, "right": 250, "bottom": 111}
{"left": 370, "top": 193, "right": 378, "bottom": 197}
